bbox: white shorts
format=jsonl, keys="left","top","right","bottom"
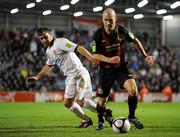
{"left": 64, "top": 68, "right": 92, "bottom": 100}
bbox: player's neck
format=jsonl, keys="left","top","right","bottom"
{"left": 104, "top": 27, "right": 115, "bottom": 34}
{"left": 104, "top": 28, "right": 111, "bottom": 34}
{"left": 49, "top": 38, "right": 55, "bottom": 47}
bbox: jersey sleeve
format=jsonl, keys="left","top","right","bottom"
{"left": 91, "top": 30, "right": 105, "bottom": 54}
{"left": 46, "top": 54, "right": 55, "bottom": 66}
{"left": 57, "top": 38, "right": 78, "bottom": 52}
{"left": 123, "top": 27, "right": 135, "bottom": 43}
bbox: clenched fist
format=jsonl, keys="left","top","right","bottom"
{"left": 145, "top": 55, "right": 155, "bottom": 65}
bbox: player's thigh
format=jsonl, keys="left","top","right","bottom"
{"left": 65, "top": 75, "right": 76, "bottom": 99}
{"left": 97, "top": 78, "right": 115, "bottom": 97}
{"left": 76, "top": 69, "right": 93, "bottom": 100}
{"left": 123, "top": 79, "right": 138, "bottom": 96}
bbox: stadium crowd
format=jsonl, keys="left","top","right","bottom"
{"left": 0, "top": 28, "right": 179, "bottom": 93}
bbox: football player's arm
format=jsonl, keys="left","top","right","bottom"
{"left": 26, "top": 64, "right": 54, "bottom": 84}
{"left": 132, "top": 37, "right": 148, "bottom": 58}
{"left": 93, "top": 54, "right": 120, "bottom": 64}
{"left": 76, "top": 45, "right": 99, "bottom": 64}
{"left": 35, "top": 64, "right": 54, "bottom": 80}
{"left": 92, "top": 32, "right": 120, "bottom": 64}
{"left": 132, "top": 37, "right": 155, "bottom": 65}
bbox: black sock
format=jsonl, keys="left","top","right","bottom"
{"left": 128, "top": 95, "right": 138, "bottom": 118}
{"left": 96, "top": 103, "right": 105, "bottom": 123}
{"left": 97, "top": 114, "right": 104, "bottom": 123}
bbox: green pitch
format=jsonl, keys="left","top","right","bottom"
{"left": 0, "top": 102, "right": 180, "bottom": 137}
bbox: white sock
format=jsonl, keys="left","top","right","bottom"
{"left": 69, "top": 102, "right": 85, "bottom": 119}
{"left": 83, "top": 99, "right": 97, "bottom": 113}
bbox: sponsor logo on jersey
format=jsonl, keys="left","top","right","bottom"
{"left": 97, "top": 88, "right": 103, "bottom": 95}
{"left": 105, "top": 43, "right": 120, "bottom": 52}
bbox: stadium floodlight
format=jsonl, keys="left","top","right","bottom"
{"left": 60, "top": 5, "right": 70, "bottom": 10}
{"left": 156, "top": 9, "right": 167, "bottom": 15}
{"left": 36, "top": 0, "right": 42, "bottom": 3}
{"left": 163, "top": 15, "right": 173, "bottom": 20}
{"left": 125, "top": 8, "right": 135, "bottom": 13}
{"left": 138, "top": 0, "right": 148, "bottom": 8}
{"left": 10, "top": 8, "right": 19, "bottom": 14}
{"left": 73, "top": 11, "right": 83, "bottom": 17}
{"left": 93, "top": 6, "right": 103, "bottom": 12}
{"left": 26, "top": 3, "right": 35, "bottom": 9}
{"left": 134, "top": 14, "right": 144, "bottom": 19}
{"left": 105, "top": 0, "right": 115, "bottom": 6}
{"left": 170, "top": 1, "right": 180, "bottom": 9}
{"left": 71, "top": 0, "right": 79, "bottom": 5}
{"left": 42, "top": 10, "right": 52, "bottom": 15}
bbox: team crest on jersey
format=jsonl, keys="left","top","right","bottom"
{"left": 53, "top": 50, "right": 58, "bottom": 55}
{"left": 97, "top": 88, "right": 103, "bottom": 95}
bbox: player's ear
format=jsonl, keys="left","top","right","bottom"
{"left": 47, "top": 32, "right": 51, "bottom": 35}
{"left": 47, "top": 32, "right": 53, "bottom": 37}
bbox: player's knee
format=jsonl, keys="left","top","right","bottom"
{"left": 75, "top": 99, "right": 83, "bottom": 107}
{"left": 98, "top": 98, "right": 107, "bottom": 107}
{"left": 64, "top": 101, "right": 73, "bottom": 109}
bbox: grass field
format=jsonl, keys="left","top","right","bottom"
{"left": 0, "top": 102, "right": 180, "bottom": 137}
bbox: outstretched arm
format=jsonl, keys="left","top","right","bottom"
{"left": 93, "top": 54, "right": 120, "bottom": 64}
{"left": 76, "top": 45, "right": 99, "bottom": 64}
{"left": 133, "top": 37, "right": 148, "bottom": 57}
{"left": 26, "top": 64, "right": 54, "bottom": 84}
{"left": 133, "top": 37, "right": 155, "bottom": 65}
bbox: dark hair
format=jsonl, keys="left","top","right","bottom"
{"left": 37, "top": 27, "right": 50, "bottom": 35}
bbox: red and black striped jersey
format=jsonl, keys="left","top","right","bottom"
{"left": 92, "top": 24, "right": 135, "bottom": 68}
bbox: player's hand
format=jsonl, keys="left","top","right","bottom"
{"left": 145, "top": 55, "right": 155, "bottom": 65}
{"left": 109, "top": 56, "right": 120, "bottom": 64}
{"left": 26, "top": 76, "right": 38, "bottom": 85}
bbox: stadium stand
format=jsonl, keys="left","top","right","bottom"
{"left": 0, "top": 28, "right": 179, "bottom": 93}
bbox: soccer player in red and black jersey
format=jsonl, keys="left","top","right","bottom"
{"left": 92, "top": 8, "right": 155, "bottom": 130}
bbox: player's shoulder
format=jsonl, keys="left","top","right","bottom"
{"left": 95, "top": 26, "right": 104, "bottom": 34}
{"left": 54, "top": 38, "right": 69, "bottom": 46}
{"left": 94, "top": 26, "right": 104, "bottom": 39}
{"left": 55, "top": 38, "right": 68, "bottom": 43}
{"left": 45, "top": 46, "right": 50, "bottom": 55}
{"left": 117, "top": 24, "right": 127, "bottom": 32}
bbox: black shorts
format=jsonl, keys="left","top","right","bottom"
{"left": 96, "top": 67, "right": 133, "bottom": 97}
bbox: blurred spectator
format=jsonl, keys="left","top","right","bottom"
{"left": 0, "top": 28, "right": 179, "bottom": 93}
{"left": 162, "top": 86, "right": 172, "bottom": 96}
{"left": 139, "top": 82, "right": 149, "bottom": 101}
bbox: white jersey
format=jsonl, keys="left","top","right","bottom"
{"left": 46, "top": 38, "right": 84, "bottom": 76}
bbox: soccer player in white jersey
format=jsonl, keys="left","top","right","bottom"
{"left": 26, "top": 27, "right": 98, "bottom": 128}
